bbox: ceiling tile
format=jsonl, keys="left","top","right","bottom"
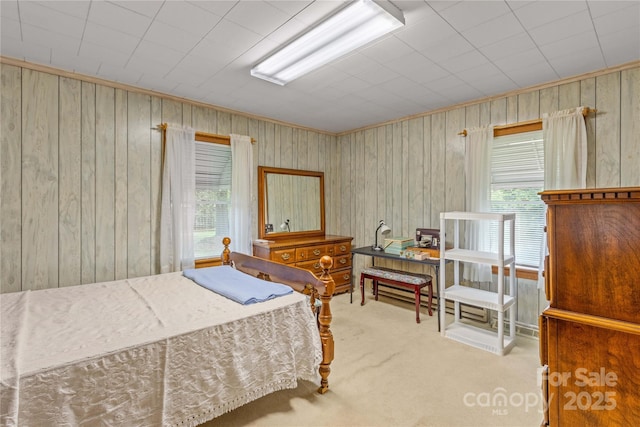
{"left": 598, "top": 26, "right": 640, "bottom": 66}
{"left": 437, "top": 1, "right": 512, "bottom": 32}
{"left": 548, "top": 46, "right": 607, "bottom": 78}
{"left": 143, "top": 20, "right": 202, "bottom": 54}
{"left": 0, "top": 1, "right": 19, "bottom": 20}
{"left": 21, "top": 22, "right": 81, "bottom": 53}
{"left": 396, "top": 13, "right": 457, "bottom": 50}
{"left": 110, "top": 1, "right": 164, "bottom": 18}
{"left": 34, "top": 0, "right": 90, "bottom": 19}
{"left": 528, "top": 10, "right": 595, "bottom": 47}
{"left": 419, "top": 33, "right": 475, "bottom": 63}
{"left": 504, "top": 61, "right": 559, "bottom": 87}
{"left": 593, "top": 3, "right": 640, "bottom": 37}
{"left": 154, "top": 1, "right": 222, "bottom": 39}
{"left": 361, "top": 34, "right": 415, "bottom": 63}
{"left": 87, "top": 1, "right": 152, "bottom": 38}
{"left": 78, "top": 40, "right": 130, "bottom": 68}
{"left": 587, "top": 1, "right": 638, "bottom": 18}
{"left": 494, "top": 47, "right": 551, "bottom": 73}
{"left": 513, "top": 1, "right": 588, "bottom": 31}
{"left": 19, "top": 1, "right": 86, "bottom": 38}
{"left": 224, "top": 1, "right": 291, "bottom": 37}
{"left": 479, "top": 32, "right": 536, "bottom": 62}
{"left": 438, "top": 49, "right": 488, "bottom": 74}
{"left": 538, "top": 31, "right": 600, "bottom": 61}
{"left": 461, "top": 10, "right": 524, "bottom": 48}
{"left": 81, "top": 22, "right": 139, "bottom": 56}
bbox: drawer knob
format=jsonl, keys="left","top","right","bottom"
{"left": 314, "top": 262, "right": 321, "bottom": 269}
{"left": 281, "top": 253, "right": 291, "bottom": 261}
{"left": 343, "top": 273, "right": 350, "bottom": 280}
{"left": 313, "top": 249, "right": 321, "bottom": 256}
{"left": 339, "top": 245, "right": 346, "bottom": 252}
{"left": 339, "top": 258, "right": 347, "bottom": 265}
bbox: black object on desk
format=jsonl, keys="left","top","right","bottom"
{"left": 351, "top": 246, "right": 447, "bottom": 331}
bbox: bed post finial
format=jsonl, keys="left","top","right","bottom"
{"left": 317, "top": 255, "right": 335, "bottom": 394}
{"left": 222, "top": 237, "right": 231, "bottom": 265}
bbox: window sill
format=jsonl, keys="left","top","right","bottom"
{"left": 491, "top": 265, "right": 538, "bottom": 281}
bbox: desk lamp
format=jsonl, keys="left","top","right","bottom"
{"left": 280, "top": 219, "right": 291, "bottom": 232}
{"left": 373, "top": 220, "right": 391, "bottom": 251}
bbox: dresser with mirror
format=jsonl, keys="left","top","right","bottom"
{"left": 253, "top": 166, "right": 353, "bottom": 294}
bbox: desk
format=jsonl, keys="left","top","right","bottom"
{"left": 351, "top": 246, "right": 448, "bottom": 331}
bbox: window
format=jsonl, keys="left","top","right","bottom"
{"left": 489, "top": 130, "right": 545, "bottom": 269}
{"left": 194, "top": 141, "right": 231, "bottom": 259}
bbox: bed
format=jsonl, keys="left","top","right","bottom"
{"left": 0, "top": 238, "right": 335, "bottom": 426}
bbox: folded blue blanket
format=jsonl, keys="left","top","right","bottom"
{"left": 183, "top": 265, "right": 293, "bottom": 305}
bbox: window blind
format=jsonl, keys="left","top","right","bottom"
{"left": 194, "top": 141, "right": 232, "bottom": 259}
{"left": 489, "top": 130, "right": 545, "bottom": 268}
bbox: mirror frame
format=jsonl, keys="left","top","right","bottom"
{"left": 257, "top": 166, "right": 325, "bottom": 240}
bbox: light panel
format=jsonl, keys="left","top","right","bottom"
{"left": 251, "top": 0, "right": 405, "bottom": 85}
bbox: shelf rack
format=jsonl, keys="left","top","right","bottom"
{"left": 439, "top": 211, "right": 517, "bottom": 355}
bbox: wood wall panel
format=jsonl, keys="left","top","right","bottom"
{"left": 81, "top": 82, "right": 96, "bottom": 285}
{"left": 621, "top": 68, "right": 640, "bottom": 186}
{"left": 114, "top": 88, "right": 128, "bottom": 280}
{"left": 517, "top": 91, "right": 539, "bottom": 121}
{"left": 150, "top": 96, "right": 163, "bottom": 274}
{"left": 407, "top": 118, "right": 423, "bottom": 239}
{"left": 58, "top": 77, "right": 82, "bottom": 288}
{"left": 421, "top": 117, "right": 432, "bottom": 229}
{"left": 127, "top": 92, "right": 152, "bottom": 278}
{"left": 539, "top": 86, "right": 559, "bottom": 115}
{"left": 162, "top": 99, "right": 183, "bottom": 125}
{"left": 0, "top": 64, "right": 22, "bottom": 293}
{"left": 595, "top": 72, "right": 621, "bottom": 187}
{"left": 95, "top": 85, "right": 116, "bottom": 284}
{"left": 21, "top": 69, "right": 58, "bottom": 290}
{"left": 581, "top": 78, "right": 597, "bottom": 188}
{"left": 558, "top": 81, "right": 581, "bottom": 110}
{"left": 430, "top": 112, "right": 446, "bottom": 229}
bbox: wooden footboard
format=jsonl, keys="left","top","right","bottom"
{"left": 221, "top": 237, "right": 335, "bottom": 394}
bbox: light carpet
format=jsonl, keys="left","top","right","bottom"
{"left": 204, "top": 292, "right": 543, "bottom": 427}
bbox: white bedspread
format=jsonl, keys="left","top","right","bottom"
{"left": 0, "top": 272, "right": 322, "bottom": 426}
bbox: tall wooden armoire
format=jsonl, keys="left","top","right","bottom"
{"left": 539, "top": 187, "right": 640, "bottom": 426}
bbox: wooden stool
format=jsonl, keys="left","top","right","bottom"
{"left": 360, "top": 266, "right": 433, "bottom": 323}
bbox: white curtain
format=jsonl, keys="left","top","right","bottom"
{"left": 160, "top": 125, "right": 196, "bottom": 273}
{"left": 463, "top": 125, "right": 494, "bottom": 283}
{"left": 538, "top": 107, "right": 588, "bottom": 287}
{"left": 230, "top": 134, "right": 253, "bottom": 255}
{"left": 543, "top": 107, "right": 587, "bottom": 190}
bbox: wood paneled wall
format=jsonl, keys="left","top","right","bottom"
{"left": 0, "top": 63, "right": 338, "bottom": 293}
{"left": 336, "top": 65, "right": 639, "bottom": 328}
{"left": 1, "top": 61, "right": 638, "bottom": 330}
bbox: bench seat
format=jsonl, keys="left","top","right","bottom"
{"left": 360, "top": 266, "right": 433, "bottom": 323}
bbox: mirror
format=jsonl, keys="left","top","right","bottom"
{"left": 258, "top": 166, "right": 325, "bottom": 240}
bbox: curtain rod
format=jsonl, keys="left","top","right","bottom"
{"left": 157, "top": 123, "right": 256, "bottom": 144}
{"left": 457, "top": 107, "right": 597, "bottom": 137}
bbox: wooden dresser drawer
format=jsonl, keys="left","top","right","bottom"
{"left": 333, "top": 253, "right": 351, "bottom": 270}
{"left": 332, "top": 268, "right": 352, "bottom": 289}
{"left": 296, "top": 245, "right": 331, "bottom": 262}
{"left": 296, "top": 258, "right": 325, "bottom": 275}
{"left": 272, "top": 248, "right": 296, "bottom": 264}
{"left": 334, "top": 242, "right": 351, "bottom": 256}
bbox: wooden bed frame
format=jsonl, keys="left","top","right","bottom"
{"left": 220, "top": 237, "right": 336, "bottom": 394}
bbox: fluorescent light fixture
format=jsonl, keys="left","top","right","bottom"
{"left": 251, "top": 0, "right": 405, "bottom": 85}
